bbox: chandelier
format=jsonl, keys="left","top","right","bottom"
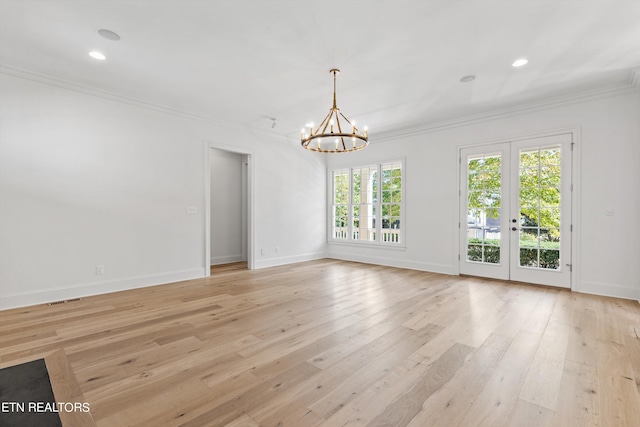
{"left": 301, "top": 69, "right": 368, "bottom": 153}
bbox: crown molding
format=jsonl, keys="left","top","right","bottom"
{"left": 0, "top": 63, "right": 248, "bottom": 132}
{"left": 373, "top": 72, "right": 640, "bottom": 143}
{"left": 3, "top": 63, "right": 638, "bottom": 146}
{"left": 0, "top": 63, "right": 298, "bottom": 145}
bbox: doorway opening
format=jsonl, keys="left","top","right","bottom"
{"left": 210, "top": 261, "right": 247, "bottom": 275}
{"left": 204, "top": 142, "right": 254, "bottom": 276}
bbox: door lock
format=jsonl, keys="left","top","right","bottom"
{"left": 511, "top": 227, "right": 517, "bottom": 231}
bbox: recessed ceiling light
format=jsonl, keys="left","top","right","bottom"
{"left": 459, "top": 75, "right": 476, "bottom": 83}
{"left": 512, "top": 58, "right": 528, "bottom": 67}
{"left": 89, "top": 51, "right": 106, "bottom": 60}
{"left": 98, "top": 29, "right": 121, "bottom": 41}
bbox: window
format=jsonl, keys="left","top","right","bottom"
{"left": 330, "top": 160, "right": 403, "bottom": 245}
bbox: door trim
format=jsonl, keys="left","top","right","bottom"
{"left": 454, "top": 127, "right": 580, "bottom": 291}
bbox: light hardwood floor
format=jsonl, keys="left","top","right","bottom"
{"left": 1, "top": 259, "right": 639, "bottom": 426}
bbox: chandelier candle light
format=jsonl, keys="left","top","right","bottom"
{"left": 301, "top": 69, "right": 368, "bottom": 153}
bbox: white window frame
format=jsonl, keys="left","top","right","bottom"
{"left": 328, "top": 159, "right": 405, "bottom": 247}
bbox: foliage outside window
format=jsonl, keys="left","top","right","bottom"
{"left": 466, "top": 145, "right": 561, "bottom": 269}
{"left": 466, "top": 153, "right": 502, "bottom": 264}
{"left": 331, "top": 161, "right": 403, "bottom": 245}
{"left": 518, "top": 146, "right": 562, "bottom": 269}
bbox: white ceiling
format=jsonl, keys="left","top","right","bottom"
{"left": 1, "top": 0, "right": 639, "bottom": 142}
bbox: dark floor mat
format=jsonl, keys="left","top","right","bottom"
{"left": 0, "top": 359, "right": 62, "bottom": 427}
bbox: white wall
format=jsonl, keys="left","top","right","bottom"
{"left": 209, "top": 148, "right": 245, "bottom": 265}
{"left": 252, "top": 141, "right": 328, "bottom": 269}
{"left": 0, "top": 73, "right": 327, "bottom": 309}
{"left": 327, "top": 90, "right": 640, "bottom": 300}
{"left": 2, "top": 72, "right": 636, "bottom": 309}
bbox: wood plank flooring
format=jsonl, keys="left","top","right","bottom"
{"left": 1, "top": 259, "right": 639, "bottom": 426}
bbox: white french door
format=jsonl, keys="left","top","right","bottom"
{"left": 459, "top": 134, "right": 572, "bottom": 288}
{"left": 459, "top": 143, "right": 510, "bottom": 281}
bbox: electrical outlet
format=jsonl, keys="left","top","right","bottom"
{"left": 261, "top": 248, "right": 265, "bottom": 256}
{"left": 275, "top": 246, "right": 279, "bottom": 253}
{"left": 186, "top": 207, "right": 198, "bottom": 215}
{"left": 95, "top": 264, "right": 105, "bottom": 275}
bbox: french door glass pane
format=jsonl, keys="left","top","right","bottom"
{"left": 518, "top": 145, "right": 562, "bottom": 269}
{"left": 466, "top": 152, "right": 502, "bottom": 264}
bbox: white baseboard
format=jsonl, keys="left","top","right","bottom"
{"left": 0, "top": 268, "right": 206, "bottom": 311}
{"left": 577, "top": 280, "right": 640, "bottom": 301}
{"left": 253, "top": 252, "right": 327, "bottom": 269}
{"left": 210, "top": 255, "right": 245, "bottom": 265}
{"left": 328, "top": 253, "right": 453, "bottom": 275}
